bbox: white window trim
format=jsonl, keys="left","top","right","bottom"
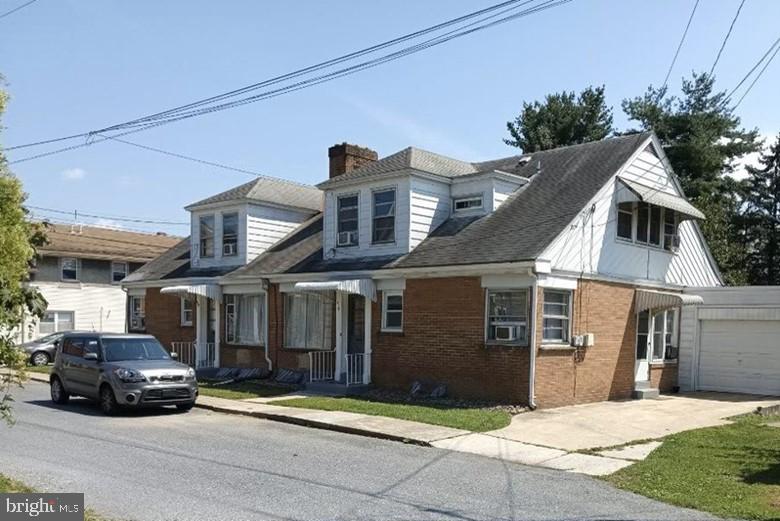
{"left": 129, "top": 295, "right": 145, "bottom": 331}
{"left": 453, "top": 195, "right": 484, "bottom": 212}
{"left": 180, "top": 297, "right": 194, "bottom": 327}
{"left": 224, "top": 294, "right": 264, "bottom": 346}
{"left": 650, "top": 308, "right": 678, "bottom": 363}
{"left": 60, "top": 257, "right": 80, "bottom": 282}
{"left": 484, "top": 288, "right": 531, "bottom": 346}
{"left": 381, "top": 290, "right": 403, "bottom": 332}
{"left": 40, "top": 310, "right": 75, "bottom": 334}
{"left": 371, "top": 186, "right": 397, "bottom": 245}
{"left": 284, "top": 292, "right": 331, "bottom": 350}
{"left": 111, "top": 261, "right": 128, "bottom": 284}
{"left": 541, "top": 289, "right": 572, "bottom": 345}
{"left": 199, "top": 214, "right": 216, "bottom": 258}
{"left": 336, "top": 192, "right": 360, "bottom": 248}
{"left": 615, "top": 202, "right": 679, "bottom": 255}
{"left": 221, "top": 212, "right": 239, "bottom": 257}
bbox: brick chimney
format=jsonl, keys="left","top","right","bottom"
{"left": 328, "top": 142, "right": 378, "bottom": 178}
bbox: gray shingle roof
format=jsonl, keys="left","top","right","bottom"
{"left": 186, "top": 178, "right": 323, "bottom": 212}
{"left": 317, "top": 147, "right": 527, "bottom": 188}
{"left": 122, "top": 237, "right": 240, "bottom": 284}
{"left": 393, "top": 132, "right": 652, "bottom": 268}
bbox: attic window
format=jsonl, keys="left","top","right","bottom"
{"left": 453, "top": 196, "right": 483, "bottom": 212}
{"left": 199, "top": 215, "right": 215, "bottom": 258}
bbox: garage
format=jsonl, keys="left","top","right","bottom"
{"left": 698, "top": 319, "right": 780, "bottom": 395}
{"left": 679, "top": 286, "right": 780, "bottom": 395}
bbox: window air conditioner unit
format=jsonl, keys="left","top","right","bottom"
{"left": 337, "top": 231, "right": 357, "bottom": 246}
{"left": 494, "top": 325, "right": 516, "bottom": 341}
{"left": 223, "top": 243, "right": 237, "bottom": 256}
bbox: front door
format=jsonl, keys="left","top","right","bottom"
{"left": 345, "top": 294, "right": 366, "bottom": 384}
{"left": 635, "top": 310, "right": 650, "bottom": 382}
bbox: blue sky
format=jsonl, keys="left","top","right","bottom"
{"left": 2, "top": 0, "right": 779, "bottom": 236}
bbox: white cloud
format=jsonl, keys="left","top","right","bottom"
{"left": 92, "top": 218, "right": 124, "bottom": 230}
{"left": 61, "top": 167, "right": 86, "bottom": 181}
{"left": 729, "top": 133, "right": 776, "bottom": 181}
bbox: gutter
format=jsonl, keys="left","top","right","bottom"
{"left": 263, "top": 286, "right": 272, "bottom": 372}
{"left": 528, "top": 276, "right": 538, "bottom": 410}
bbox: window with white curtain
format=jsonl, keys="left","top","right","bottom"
{"left": 284, "top": 292, "right": 333, "bottom": 350}
{"left": 225, "top": 294, "right": 263, "bottom": 345}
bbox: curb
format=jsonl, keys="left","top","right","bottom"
{"left": 24, "top": 372, "right": 50, "bottom": 384}
{"left": 195, "top": 401, "right": 431, "bottom": 446}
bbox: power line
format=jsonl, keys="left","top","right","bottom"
{"left": 0, "top": 0, "right": 36, "bottom": 20}
{"left": 7, "top": 0, "right": 573, "bottom": 162}
{"left": 723, "top": 35, "right": 780, "bottom": 106}
{"left": 732, "top": 42, "right": 780, "bottom": 109}
{"left": 661, "top": 0, "right": 700, "bottom": 92}
{"left": 27, "top": 205, "right": 189, "bottom": 225}
{"left": 710, "top": 0, "right": 746, "bottom": 75}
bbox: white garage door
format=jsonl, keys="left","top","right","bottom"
{"left": 698, "top": 320, "right": 780, "bottom": 395}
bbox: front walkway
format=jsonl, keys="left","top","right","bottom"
{"left": 486, "top": 392, "right": 780, "bottom": 451}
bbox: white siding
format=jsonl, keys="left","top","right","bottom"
{"left": 409, "top": 176, "right": 450, "bottom": 250}
{"left": 191, "top": 203, "right": 311, "bottom": 268}
{"left": 451, "top": 178, "right": 493, "bottom": 211}
{"left": 677, "top": 305, "right": 697, "bottom": 390}
{"left": 493, "top": 179, "right": 520, "bottom": 210}
{"left": 25, "top": 281, "right": 127, "bottom": 339}
{"left": 323, "top": 176, "right": 411, "bottom": 259}
{"left": 246, "top": 204, "right": 310, "bottom": 262}
{"left": 541, "top": 141, "right": 721, "bottom": 287}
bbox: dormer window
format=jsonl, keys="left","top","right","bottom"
{"left": 453, "top": 196, "right": 483, "bottom": 212}
{"left": 199, "top": 215, "right": 215, "bottom": 258}
{"left": 222, "top": 212, "right": 238, "bottom": 256}
{"left": 337, "top": 194, "right": 359, "bottom": 247}
{"left": 616, "top": 201, "right": 679, "bottom": 252}
{"left": 372, "top": 188, "right": 396, "bottom": 244}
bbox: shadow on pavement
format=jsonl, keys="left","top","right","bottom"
{"left": 25, "top": 398, "right": 187, "bottom": 418}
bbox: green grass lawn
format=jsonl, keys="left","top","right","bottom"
{"left": 25, "top": 365, "right": 52, "bottom": 375}
{"left": 272, "top": 396, "right": 512, "bottom": 432}
{"left": 0, "top": 473, "right": 108, "bottom": 521}
{"left": 606, "top": 414, "right": 780, "bottom": 520}
{"left": 198, "top": 380, "right": 296, "bottom": 400}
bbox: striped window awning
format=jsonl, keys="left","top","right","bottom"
{"left": 618, "top": 177, "right": 705, "bottom": 220}
{"left": 294, "top": 279, "right": 376, "bottom": 301}
{"left": 635, "top": 289, "right": 703, "bottom": 312}
{"left": 160, "top": 284, "right": 222, "bottom": 300}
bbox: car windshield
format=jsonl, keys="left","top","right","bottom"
{"left": 34, "top": 333, "right": 62, "bottom": 344}
{"left": 102, "top": 338, "right": 171, "bottom": 362}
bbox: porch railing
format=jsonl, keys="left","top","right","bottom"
{"left": 171, "top": 341, "right": 216, "bottom": 369}
{"left": 345, "top": 353, "right": 370, "bottom": 386}
{"left": 309, "top": 350, "right": 336, "bottom": 382}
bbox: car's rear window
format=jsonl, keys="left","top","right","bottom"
{"left": 102, "top": 338, "right": 170, "bottom": 362}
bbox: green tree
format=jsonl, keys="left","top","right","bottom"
{"left": 504, "top": 85, "right": 614, "bottom": 152}
{"left": 741, "top": 134, "right": 780, "bottom": 285}
{"left": 622, "top": 72, "right": 761, "bottom": 285}
{"left": 0, "top": 85, "right": 48, "bottom": 424}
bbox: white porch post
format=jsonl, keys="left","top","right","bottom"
{"left": 363, "top": 296, "right": 372, "bottom": 385}
{"left": 214, "top": 296, "right": 221, "bottom": 368}
{"left": 195, "top": 294, "right": 206, "bottom": 365}
{"left": 335, "top": 292, "right": 343, "bottom": 382}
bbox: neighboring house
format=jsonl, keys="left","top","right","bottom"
{"left": 18, "top": 223, "right": 180, "bottom": 342}
{"left": 124, "top": 134, "right": 727, "bottom": 408}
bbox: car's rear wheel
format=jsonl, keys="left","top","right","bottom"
{"left": 50, "top": 377, "right": 69, "bottom": 405}
{"left": 176, "top": 402, "right": 195, "bottom": 412}
{"left": 99, "top": 385, "right": 119, "bottom": 416}
{"left": 31, "top": 351, "right": 50, "bottom": 366}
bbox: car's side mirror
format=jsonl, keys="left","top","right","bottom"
{"left": 53, "top": 340, "right": 60, "bottom": 347}
{"left": 170, "top": 352, "right": 179, "bottom": 359}
{"left": 83, "top": 352, "right": 98, "bottom": 361}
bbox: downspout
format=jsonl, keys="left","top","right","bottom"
{"left": 528, "top": 276, "right": 538, "bottom": 410}
{"left": 263, "top": 281, "right": 272, "bottom": 372}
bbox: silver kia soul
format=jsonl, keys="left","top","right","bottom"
{"left": 50, "top": 333, "right": 198, "bottom": 415}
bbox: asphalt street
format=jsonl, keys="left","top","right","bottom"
{"left": 1, "top": 381, "right": 713, "bottom": 521}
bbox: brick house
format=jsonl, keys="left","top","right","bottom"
{"left": 123, "top": 132, "right": 722, "bottom": 408}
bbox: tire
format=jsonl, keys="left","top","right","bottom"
{"left": 99, "top": 385, "right": 119, "bottom": 416}
{"left": 31, "top": 351, "right": 50, "bottom": 366}
{"left": 176, "top": 402, "right": 195, "bottom": 412}
{"left": 50, "top": 377, "right": 70, "bottom": 405}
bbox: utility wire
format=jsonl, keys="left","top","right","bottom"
{"left": 732, "top": 42, "right": 780, "bottom": 109}
{"left": 7, "top": 0, "right": 572, "bottom": 161}
{"left": 661, "top": 0, "right": 700, "bottom": 92}
{"left": 723, "top": 35, "right": 780, "bottom": 106}
{"left": 27, "top": 205, "right": 189, "bottom": 225}
{"left": 0, "top": 0, "right": 36, "bottom": 20}
{"left": 710, "top": 0, "right": 746, "bottom": 75}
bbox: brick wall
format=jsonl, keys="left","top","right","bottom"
{"left": 144, "top": 288, "right": 196, "bottom": 350}
{"left": 534, "top": 279, "right": 637, "bottom": 408}
{"left": 650, "top": 363, "right": 678, "bottom": 391}
{"left": 371, "top": 277, "right": 530, "bottom": 403}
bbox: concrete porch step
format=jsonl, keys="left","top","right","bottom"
{"left": 632, "top": 387, "right": 660, "bottom": 400}
{"left": 305, "top": 380, "right": 371, "bottom": 396}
